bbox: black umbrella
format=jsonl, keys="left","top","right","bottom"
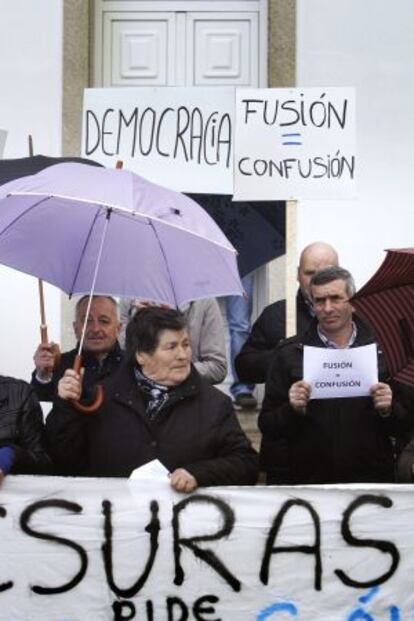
{"left": 0, "top": 154, "right": 103, "bottom": 185}
{"left": 188, "top": 194, "right": 285, "bottom": 276}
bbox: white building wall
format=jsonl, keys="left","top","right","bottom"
{"left": 0, "top": 1, "right": 413, "bottom": 379}
{"left": 296, "top": 0, "right": 414, "bottom": 289}
{"left": 0, "top": 1, "right": 63, "bottom": 379}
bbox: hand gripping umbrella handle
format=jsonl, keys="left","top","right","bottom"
{"left": 70, "top": 354, "right": 104, "bottom": 415}
{"left": 40, "top": 324, "right": 61, "bottom": 368}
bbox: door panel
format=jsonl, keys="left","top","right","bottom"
{"left": 103, "top": 12, "right": 176, "bottom": 85}
{"left": 187, "top": 13, "right": 258, "bottom": 86}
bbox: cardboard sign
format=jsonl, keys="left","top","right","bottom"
{"left": 1, "top": 475, "right": 413, "bottom": 620}
{"left": 304, "top": 344, "right": 378, "bottom": 399}
{"left": 81, "top": 87, "right": 235, "bottom": 194}
{"left": 234, "top": 87, "right": 356, "bottom": 200}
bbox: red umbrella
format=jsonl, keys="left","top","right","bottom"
{"left": 351, "top": 248, "right": 414, "bottom": 386}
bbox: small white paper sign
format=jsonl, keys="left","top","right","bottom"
{"left": 0, "top": 129, "right": 7, "bottom": 158}
{"left": 303, "top": 344, "right": 378, "bottom": 399}
{"left": 129, "top": 458, "right": 170, "bottom": 481}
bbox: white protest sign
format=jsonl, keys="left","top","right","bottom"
{"left": 234, "top": 87, "right": 356, "bottom": 200}
{"left": 304, "top": 344, "right": 378, "bottom": 399}
{"left": 1, "top": 475, "right": 413, "bottom": 620}
{"left": 0, "top": 129, "right": 7, "bottom": 158}
{"left": 82, "top": 87, "right": 234, "bottom": 194}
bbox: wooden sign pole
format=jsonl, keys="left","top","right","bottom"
{"left": 285, "top": 199, "right": 297, "bottom": 337}
{"left": 28, "top": 135, "right": 49, "bottom": 346}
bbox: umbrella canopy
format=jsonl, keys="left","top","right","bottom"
{"left": 0, "top": 162, "right": 243, "bottom": 308}
{"left": 351, "top": 248, "right": 414, "bottom": 386}
{"left": 0, "top": 156, "right": 105, "bottom": 353}
{"left": 0, "top": 159, "right": 285, "bottom": 278}
{"left": 188, "top": 193, "right": 285, "bottom": 276}
{"left": 0, "top": 154, "right": 103, "bottom": 185}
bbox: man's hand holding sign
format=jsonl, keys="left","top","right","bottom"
{"left": 370, "top": 382, "right": 393, "bottom": 415}
{"left": 288, "top": 380, "right": 311, "bottom": 414}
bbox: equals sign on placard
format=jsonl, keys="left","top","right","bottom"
{"left": 281, "top": 133, "right": 302, "bottom": 145}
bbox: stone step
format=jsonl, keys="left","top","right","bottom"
{"left": 236, "top": 409, "right": 266, "bottom": 484}
{"left": 236, "top": 409, "right": 261, "bottom": 452}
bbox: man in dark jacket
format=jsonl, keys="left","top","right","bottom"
{"left": 259, "top": 266, "right": 414, "bottom": 484}
{"left": 46, "top": 306, "right": 258, "bottom": 489}
{"left": 0, "top": 376, "right": 51, "bottom": 477}
{"left": 31, "top": 295, "right": 123, "bottom": 402}
{"left": 236, "top": 241, "right": 339, "bottom": 483}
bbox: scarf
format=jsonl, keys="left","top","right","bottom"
{"left": 134, "top": 367, "right": 170, "bottom": 420}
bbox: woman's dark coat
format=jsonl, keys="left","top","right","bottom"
{"left": 46, "top": 364, "right": 258, "bottom": 486}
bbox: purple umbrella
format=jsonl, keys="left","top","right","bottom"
{"left": 0, "top": 162, "right": 242, "bottom": 307}
{"left": 0, "top": 154, "right": 105, "bottom": 370}
{"left": 0, "top": 163, "right": 243, "bottom": 412}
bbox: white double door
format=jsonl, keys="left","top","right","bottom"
{"left": 94, "top": 1, "right": 265, "bottom": 88}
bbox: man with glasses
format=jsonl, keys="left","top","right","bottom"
{"left": 259, "top": 266, "right": 414, "bottom": 484}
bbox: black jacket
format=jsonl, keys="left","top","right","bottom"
{"left": 46, "top": 364, "right": 259, "bottom": 485}
{"left": 235, "top": 290, "right": 312, "bottom": 484}
{"left": 258, "top": 318, "right": 414, "bottom": 484}
{"left": 0, "top": 376, "right": 51, "bottom": 474}
{"left": 31, "top": 342, "right": 124, "bottom": 402}
{"left": 236, "top": 290, "right": 313, "bottom": 384}
{"left": 397, "top": 437, "right": 414, "bottom": 482}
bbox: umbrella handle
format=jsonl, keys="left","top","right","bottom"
{"left": 38, "top": 279, "right": 61, "bottom": 368}
{"left": 68, "top": 160, "right": 120, "bottom": 414}
{"left": 40, "top": 325, "right": 62, "bottom": 368}
{"left": 70, "top": 354, "right": 104, "bottom": 415}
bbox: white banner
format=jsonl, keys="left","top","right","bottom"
{"left": 0, "top": 476, "right": 413, "bottom": 620}
{"left": 304, "top": 344, "right": 378, "bottom": 399}
{"left": 234, "top": 87, "right": 356, "bottom": 200}
{"left": 81, "top": 87, "right": 234, "bottom": 194}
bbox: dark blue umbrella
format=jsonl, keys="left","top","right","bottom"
{"left": 0, "top": 154, "right": 103, "bottom": 186}
{"left": 188, "top": 194, "right": 285, "bottom": 276}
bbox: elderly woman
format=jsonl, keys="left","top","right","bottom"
{"left": 46, "top": 307, "right": 258, "bottom": 491}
